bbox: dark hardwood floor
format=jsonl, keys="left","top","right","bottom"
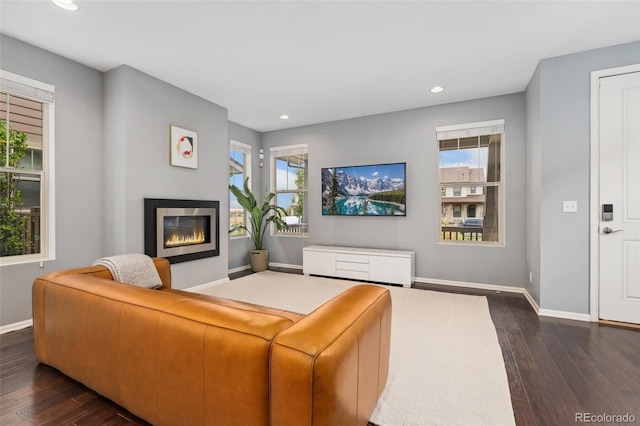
{"left": 2, "top": 269, "right": 639, "bottom": 425}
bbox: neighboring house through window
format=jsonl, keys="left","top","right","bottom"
{"left": 229, "top": 140, "right": 251, "bottom": 237}
{"left": 270, "top": 143, "right": 308, "bottom": 236}
{"left": 437, "top": 119, "right": 504, "bottom": 244}
{"left": 0, "top": 70, "right": 55, "bottom": 263}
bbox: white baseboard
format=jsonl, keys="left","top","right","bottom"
{"left": 0, "top": 319, "right": 33, "bottom": 335}
{"left": 183, "top": 276, "right": 230, "bottom": 293}
{"left": 414, "top": 277, "right": 591, "bottom": 322}
{"left": 269, "top": 262, "right": 303, "bottom": 270}
{"left": 413, "top": 276, "right": 523, "bottom": 295}
{"left": 538, "top": 309, "right": 591, "bottom": 322}
{"left": 229, "top": 263, "right": 303, "bottom": 274}
{"left": 522, "top": 288, "right": 540, "bottom": 313}
{"left": 521, "top": 288, "right": 590, "bottom": 322}
{"left": 228, "top": 264, "right": 252, "bottom": 274}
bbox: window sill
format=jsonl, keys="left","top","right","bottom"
{"left": 437, "top": 240, "right": 504, "bottom": 248}
{"left": 0, "top": 254, "right": 54, "bottom": 267}
{"left": 274, "top": 233, "right": 309, "bottom": 238}
{"left": 230, "top": 234, "right": 250, "bottom": 240}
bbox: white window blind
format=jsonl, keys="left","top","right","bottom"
{"left": 231, "top": 140, "right": 251, "bottom": 154}
{"left": 436, "top": 119, "right": 504, "bottom": 140}
{"left": 270, "top": 143, "right": 308, "bottom": 158}
{"left": 0, "top": 71, "right": 55, "bottom": 104}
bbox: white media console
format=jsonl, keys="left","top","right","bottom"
{"left": 303, "top": 245, "right": 415, "bottom": 288}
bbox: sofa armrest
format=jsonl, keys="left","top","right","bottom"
{"left": 34, "top": 257, "right": 172, "bottom": 289}
{"left": 152, "top": 257, "right": 171, "bottom": 289}
{"left": 270, "top": 285, "right": 391, "bottom": 426}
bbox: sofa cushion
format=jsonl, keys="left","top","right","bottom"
{"left": 161, "top": 287, "right": 305, "bottom": 323}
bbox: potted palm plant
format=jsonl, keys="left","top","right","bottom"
{"left": 229, "top": 177, "right": 288, "bottom": 272}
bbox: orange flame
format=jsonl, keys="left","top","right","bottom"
{"left": 165, "top": 230, "right": 206, "bottom": 247}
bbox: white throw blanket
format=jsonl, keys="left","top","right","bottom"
{"left": 93, "top": 254, "right": 163, "bottom": 289}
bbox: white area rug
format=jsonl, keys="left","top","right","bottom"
{"left": 197, "top": 271, "right": 515, "bottom": 426}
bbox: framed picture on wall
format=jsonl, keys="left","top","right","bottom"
{"left": 170, "top": 125, "right": 198, "bottom": 169}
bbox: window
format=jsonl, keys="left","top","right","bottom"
{"left": 441, "top": 186, "right": 446, "bottom": 196}
{"left": 437, "top": 119, "right": 504, "bottom": 244}
{"left": 271, "top": 144, "right": 308, "bottom": 236}
{"left": 1, "top": 71, "right": 55, "bottom": 263}
{"left": 229, "top": 140, "right": 251, "bottom": 237}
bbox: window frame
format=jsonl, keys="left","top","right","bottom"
{"left": 229, "top": 140, "right": 252, "bottom": 239}
{"left": 436, "top": 119, "right": 505, "bottom": 247}
{"left": 270, "top": 143, "right": 309, "bottom": 237}
{"left": 0, "top": 70, "right": 56, "bottom": 265}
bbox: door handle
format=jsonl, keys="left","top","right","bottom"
{"left": 602, "top": 227, "right": 624, "bottom": 234}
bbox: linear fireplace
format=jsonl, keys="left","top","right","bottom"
{"left": 144, "top": 198, "right": 219, "bottom": 264}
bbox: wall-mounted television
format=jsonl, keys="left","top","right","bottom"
{"left": 322, "top": 162, "right": 406, "bottom": 216}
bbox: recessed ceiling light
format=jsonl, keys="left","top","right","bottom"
{"left": 52, "top": 0, "right": 78, "bottom": 11}
{"left": 279, "top": 115, "right": 290, "bottom": 120}
{"left": 430, "top": 86, "right": 444, "bottom": 93}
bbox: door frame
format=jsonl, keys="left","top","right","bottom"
{"left": 589, "top": 64, "right": 640, "bottom": 322}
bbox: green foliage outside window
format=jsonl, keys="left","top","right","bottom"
{"left": 0, "top": 119, "right": 30, "bottom": 256}
{"left": 294, "top": 167, "right": 305, "bottom": 218}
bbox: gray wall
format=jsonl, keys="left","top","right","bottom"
{"left": 0, "top": 38, "right": 231, "bottom": 327}
{"left": 103, "top": 66, "right": 230, "bottom": 289}
{"left": 0, "top": 35, "right": 105, "bottom": 325}
{"left": 531, "top": 41, "right": 640, "bottom": 314}
{"left": 261, "top": 93, "right": 528, "bottom": 288}
{"left": 228, "top": 121, "right": 263, "bottom": 270}
{"left": 2, "top": 34, "right": 638, "bottom": 326}
{"left": 525, "top": 64, "right": 542, "bottom": 305}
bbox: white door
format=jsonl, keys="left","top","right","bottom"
{"left": 599, "top": 71, "right": 640, "bottom": 324}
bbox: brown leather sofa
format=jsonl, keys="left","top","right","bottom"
{"left": 32, "top": 258, "right": 391, "bottom": 426}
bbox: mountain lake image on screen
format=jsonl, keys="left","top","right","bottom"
{"left": 321, "top": 162, "right": 406, "bottom": 216}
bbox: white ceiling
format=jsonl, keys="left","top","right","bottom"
{"left": 1, "top": 1, "right": 639, "bottom": 132}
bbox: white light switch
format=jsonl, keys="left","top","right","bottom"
{"left": 563, "top": 200, "right": 578, "bottom": 213}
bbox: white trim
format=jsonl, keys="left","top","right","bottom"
{"left": 229, "top": 263, "right": 303, "bottom": 273}
{"left": 436, "top": 119, "right": 505, "bottom": 139}
{"left": 0, "top": 71, "right": 56, "bottom": 266}
{"left": 538, "top": 309, "right": 591, "bottom": 322}
{"left": 270, "top": 143, "right": 309, "bottom": 237}
{"left": 522, "top": 288, "right": 540, "bottom": 313}
{"left": 414, "top": 276, "right": 591, "bottom": 322}
{"left": 183, "top": 277, "right": 230, "bottom": 293}
{"left": 436, "top": 119, "right": 505, "bottom": 133}
{"left": 273, "top": 233, "right": 309, "bottom": 239}
{"left": 269, "top": 143, "right": 308, "bottom": 152}
{"left": 0, "top": 319, "right": 33, "bottom": 335}
{"left": 229, "top": 139, "right": 252, "bottom": 238}
{"left": 589, "top": 64, "right": 640, "bottom": 322}
{"left": 0, "top": 70, "right": 55, "bottom": 98}
{"left": 229, "top": 234, "right": 250, "bottom": 241}
{"left": 44, "top": 102, "right": 56, "bottom": 262}
{"left": 229, "top": 264, "right": 252, "bottom": 274}
{"left": 268, "top": 262, "right": 303, "bottom": 270}
{"left": 436, "top": 121, "right": 506, "bottom": 247}
{"left": 413, "top": 276, "right": 522, "bottom": 295}
{"left": 230, "top": 139, "right": 252, "bottom": 153}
